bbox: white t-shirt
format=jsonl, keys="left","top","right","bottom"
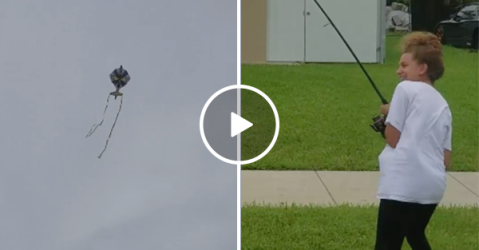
{"left": 377, "top": 80, "right": 452, "bottom": 204}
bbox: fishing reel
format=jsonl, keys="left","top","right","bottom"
{"left": 370, "top": 114, "right": 387, "bottom": 139}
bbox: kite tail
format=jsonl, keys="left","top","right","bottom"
{"left": 86, "top": 94, "right": 111, "bottom": 138}
{"left": 98, "top": 95, "right": 123, "bottom": 159}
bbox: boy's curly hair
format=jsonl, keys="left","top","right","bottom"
{"left": 400, "top": 31, "right": 444, "bottom": 83}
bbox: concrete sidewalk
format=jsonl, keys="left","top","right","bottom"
{"left": 241, "top": 171, "right": 479, "bottom": 207}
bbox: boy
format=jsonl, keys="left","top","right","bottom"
{"left": 374, "top": 32, "right": 452, "bottom": 250}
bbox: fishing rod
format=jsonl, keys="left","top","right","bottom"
{"left": 312, "top": 0, "right": 388, "bottom": 137}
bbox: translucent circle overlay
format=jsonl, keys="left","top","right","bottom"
{"left": 199, "top": 84, "right": 280, "bottom": 165}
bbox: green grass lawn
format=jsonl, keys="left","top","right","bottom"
{"left": 241, "top": 35, "right": 478, "bottom": 171}
{"left": 241, "top": 203, "right": 479, "bottom": 250}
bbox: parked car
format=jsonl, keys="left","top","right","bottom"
{"left": 434, "top": 2, "right": 479, "bottom": 50}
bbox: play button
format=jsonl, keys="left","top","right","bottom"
{"left": 231, "top": 113, "right": 252, "bottom": 137}
{"left": 199, "top": 84, "right": 280, "bottom": 165}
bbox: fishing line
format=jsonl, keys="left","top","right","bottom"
{"left": 85, "top": 93, "right": 111, "bottom": 138}
{"left": 97, "top": 95, "right": 123, "bottom": 159}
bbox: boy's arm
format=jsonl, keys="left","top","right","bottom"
{"left": 443, "top": 116, "right": 452, "bottom": 170}
{"left": 382, "top": 84, "right": 409, "bottom": 148}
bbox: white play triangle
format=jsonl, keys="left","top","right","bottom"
{"left": 231, "top": 112, "right": 253, "bottom": 137}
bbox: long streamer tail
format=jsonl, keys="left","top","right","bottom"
{"left": 97, "top": 95, "right": 124, "bottom": 159}
{"left": 86, "top": 94, "right": 111, "bottom": 138}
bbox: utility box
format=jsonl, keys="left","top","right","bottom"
{"left": 266, "top": 0, "right": 386, "bottom": 64}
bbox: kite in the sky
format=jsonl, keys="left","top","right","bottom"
{"left": 85, "top": 65, "right": 131, "bottom": 159}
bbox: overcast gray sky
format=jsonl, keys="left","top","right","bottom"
{"left": 0, "top": 0, "right": 237, "bottom": 249}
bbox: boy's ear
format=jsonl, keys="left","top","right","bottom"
{"left": 420, "top": 63, "right": 429, "bottom": 75}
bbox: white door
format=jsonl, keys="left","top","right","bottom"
{"left": 378, "top": 0, "right": 386, "bottom": 64}
{"left": 304, "top": 0, "right": 380, "bottom": 63}
{"left": 266, "top": 0, "right": 306, "bottom": 62}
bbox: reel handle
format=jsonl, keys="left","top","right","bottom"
{"left": 370, "top": 114, "right": 387, "bottom": 139}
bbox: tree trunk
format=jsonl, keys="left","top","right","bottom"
{"left": 410, "top": 0, "right": 445, "bottom": 33}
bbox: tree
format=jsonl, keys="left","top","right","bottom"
{"left": 410, "top": 0, "right": 445, "bottom": 32}
{"left": 410, "top": 0, "right": 476, "bottom": 33}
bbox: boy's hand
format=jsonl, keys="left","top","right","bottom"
{"left": 380, "top": 104, "right": 390, "bottom": 115}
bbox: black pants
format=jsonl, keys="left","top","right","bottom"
{"left": 374, "top": 199, "right": 438, "bottom": 250}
